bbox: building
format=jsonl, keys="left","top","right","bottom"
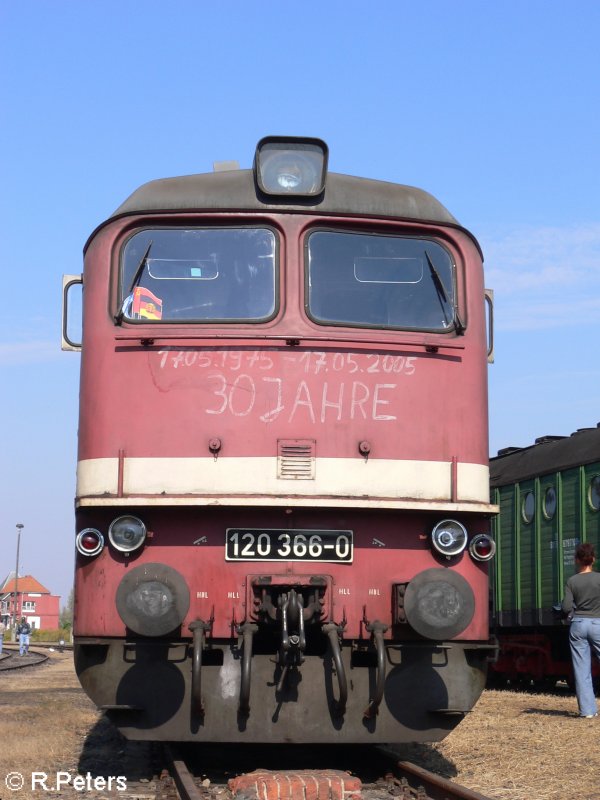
{"left": 0, "top": 573, "right": 61, "bottom": 630}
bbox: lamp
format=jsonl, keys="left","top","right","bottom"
{"left": 11, "top": 524, "right": 24, "bottom": 641}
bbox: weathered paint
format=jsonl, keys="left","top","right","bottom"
{"left": 73, "top": 185, "right": 495, "bottom": 742}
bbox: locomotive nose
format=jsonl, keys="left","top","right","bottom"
{"left": 401, "top": 568, "right": 475, "bottom": 640}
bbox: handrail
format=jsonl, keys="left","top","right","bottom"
{"left": 485, "top": 288, "right": 494, "bottom": 364}
{"left": 62, "top": 274, "right": 83, "bottom": 351}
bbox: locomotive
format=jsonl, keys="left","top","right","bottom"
{"left": 490, "top": 425, "right": 600, "bottom": 687}
{"left": 62, "top": 136, "right": 497, "bottom": 743}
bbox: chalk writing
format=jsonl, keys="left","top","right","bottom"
{"left": 153, "top": 349, "right": 418, "bottom": 423}
{"left": 200, "top": 373, "right": 398, "bottom": 423}
{"left": 158, "top": 349, "right": 416, "bottom": 376}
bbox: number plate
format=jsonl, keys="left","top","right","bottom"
{"left": 225, "top": 528, "right": 353, "bottom": 563}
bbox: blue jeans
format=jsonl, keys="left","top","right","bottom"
{"left": 569, "top": 617, "right": 600, "bottom": 716}
{"left": 19, "top": 633, "right": 29, "bottom": 656}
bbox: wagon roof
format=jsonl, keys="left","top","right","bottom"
{"left": 490, "top": 426, "right": 600, "bottom": 486}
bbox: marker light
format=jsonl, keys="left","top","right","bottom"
{"left": 431, "top": 519, "right": 468, "bottom": 558}
{"left": 108, "top": 515, "right": 147, "bottom": 554}
{"left": 254, "top": 136, "right": 328, "bottom": 198}
{"left": 469, "top": 533, "right": 496, "bottom": 562}
{"left": 76, "top": 528, "right": 105, "bottom": 557}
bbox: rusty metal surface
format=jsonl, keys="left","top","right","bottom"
{"left": 164, "top": 746, "right": 204, "bottom": 800}
{"left": 395, "top": 760, "right": 493, "bottom": 800}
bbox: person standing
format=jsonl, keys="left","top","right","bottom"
{"left": 16, "top": 617, "right": 31, "bottom": 656}
{"left": 562, "top": 542, "right": 600, "bottom": 718}
{"left": 0, "top": 619, "right": 5, "bottom": 654}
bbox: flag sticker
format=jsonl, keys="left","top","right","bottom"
{"left": 132, "top": 286, "right": 163, "bottom": 320}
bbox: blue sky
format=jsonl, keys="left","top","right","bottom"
{"left": 1, "top": 1, "right": 599, "bottom": 607}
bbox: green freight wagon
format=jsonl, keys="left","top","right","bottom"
{"left": 489, "top": 425, "right": 600, "bottom": 687}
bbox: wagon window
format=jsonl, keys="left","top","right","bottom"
{"left": 306, "top": 231, "right": 457, "bottom": 331}
{"left": 589, "top": 475, "right": 600, "bottom": 512}
{"left": 119, "top": 228, "right": 277, "bottom": 323}
{"left": 521, "top": 491, "right": 535, "bottom": 524}
{"left": 543, "top": 486, "right": 557, "bottom": 520}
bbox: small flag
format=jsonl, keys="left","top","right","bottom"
{"left": 132, "top": 286, "right": 163, "bottom": 320}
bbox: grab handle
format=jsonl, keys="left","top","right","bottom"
{"left": 62, "top": 274, "right": 83, "bottom": 351}
{"left": 485, "top": 288, "right": 494, "bottom": 364}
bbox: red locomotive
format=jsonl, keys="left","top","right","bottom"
{"left": 63, "top": 137, "right": 497, "bottom": 743}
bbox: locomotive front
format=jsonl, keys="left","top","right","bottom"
{"left": 66, "top": 137, "right": 497, "bottom": 743}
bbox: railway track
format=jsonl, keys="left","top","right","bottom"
{"left": 0, "top": 647, "right": 49, "bottom": 671}
{"left": 160, "top": 745, "right": 493, "bottom": 800}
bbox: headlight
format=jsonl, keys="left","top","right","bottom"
{"left": 76, "top": 528, "right": 104, "bottom": 557}
{"left": 108, "top": 515, "right": 147, "bottom": 553}
{"left": 254, "top": 136, "right": 328, "bottom": 197}
{"left": 431, "top": 519, "right": 468, "bottom": 558}
{"left": 469, "top": 533, "right": 496, "bottom": 561}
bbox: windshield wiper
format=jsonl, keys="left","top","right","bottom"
{"left": 114, "top": 241, "right": 153, "bottom": 325}
{"left": 424, "top": 250, "right": 464, "bottom": 334}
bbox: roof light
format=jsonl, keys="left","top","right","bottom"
{"left": 254, "top": 136, "right": 328, "bottom": 198}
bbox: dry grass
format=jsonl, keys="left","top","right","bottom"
{"left": 2, "top": 655, "right": 600, "bottom": 799}
{"left": 0, "top": 653, "right": 100, "bottom": 798}
{"left": 399, "top": 688, "right": 600, "bottom": 800}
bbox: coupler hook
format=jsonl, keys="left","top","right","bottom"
{"left": 237, "top": 622, "right": 259, "bottom": 717}
{"left": 323, "top": 622, "right": 348, "bottom": 717}
{"left": 281, "top": 589, "right": 306, "bottom": 656}
{"left": 188, "top": 618, "right": 212, "bottom": 717}
{"left": 363, "top": 619, "right": 388, "bottom": 719}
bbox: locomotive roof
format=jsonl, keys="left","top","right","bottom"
{"left": 111, "top": 170, "right": 460, "bottom": 224}
{"left": 86, "top": 169, "right": 483, "bottom": 255}
{"left": 490, "top": 425, "right": 600, "bottom": 486}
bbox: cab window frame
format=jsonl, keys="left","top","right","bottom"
{"left": 116, "top": 223, "right": 280, "bottom": 325}
{"left": 303, "top": 227, "right": 459, "bottom": 333}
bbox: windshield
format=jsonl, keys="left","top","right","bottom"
{"left": 306, "top": 231, "right": 456, "bottom": 331}
{"left": 119, "top": 228, "right": 277, "bottom": 322}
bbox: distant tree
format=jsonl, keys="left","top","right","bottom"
{"left": 59, "top": 587, "right": 74, "bottom": 629}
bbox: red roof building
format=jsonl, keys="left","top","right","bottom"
{"left": 0, "top": 574, "right": 60, "bottom": 630}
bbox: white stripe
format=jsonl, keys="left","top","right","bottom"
{"left": 77, "top": 456, "right": 492, "bottom": 507}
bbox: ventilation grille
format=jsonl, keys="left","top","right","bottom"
{"left": 277, "top": 439, "right": 316, "bottom": 480}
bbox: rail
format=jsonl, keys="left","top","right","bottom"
{"left": 0, "top": 648, "right": 49, "bottom": 671}
{"left": 395, "top": 760, "right": 493, "bottom": 800}
{"left": 164, "top": 746, "right": 202, "bottom": 800}
{"left": 163, "top": 746, "right": 494, "bottom": 800}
